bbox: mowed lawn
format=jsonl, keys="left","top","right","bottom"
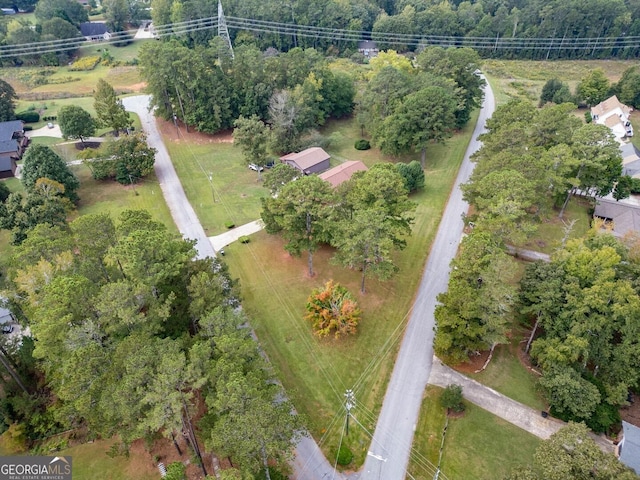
{"left": 217, "top": 113, "right": 479, "bottom": 465}
{"left": 408, "top": 386, "right": 540, "bottom": 480}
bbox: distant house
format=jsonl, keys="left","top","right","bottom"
{"left": 358, "top": 40, "right": 379, "bottom": 58}
{"left": 0, "top": 305, "right": 16, "bottom": 326}
{"left": 1, "top": 7, "right": 16, "bottom": 14}
{"left": 0, "top": 120, "right": 27, "bottom": 179}
{"left": 620, "top": 142, "right": 640, "bottom": 178}
{"left": 319, "top": 160, "right": 367, "bottom": 187}
{"left": 617, "top": 421, "right": 640, "bottom": 475}
{"left": 591, "top": 95, "right": 633, "bottom": 139}
{"left": 79, "top": 22, "right": 111, "bottom": 41}
{"left": 280, "top": 147, "right": 330, "bottom": 175}
{"left": 593, "top": 195, "right": 640, "bottom": 237}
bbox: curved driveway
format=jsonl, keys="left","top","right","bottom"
{"left": 360, "top": 79, "right": 495, "bottom": 480}
{"left": 122, "top": 95, "right": 216, "bottom": 259}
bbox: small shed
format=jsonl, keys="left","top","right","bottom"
{"left": 319, "top": 160, "right": 367, "bottom": 187}
{"left": 618, "top": 421, "right": 640, "bottom": 475}
{"left": 280, "top": 147, "right": 330, "bottom": 175}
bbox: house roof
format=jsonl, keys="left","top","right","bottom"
{"left": 280, "top": 147, "right": 330, "bottom": 171}
{"left": 358, "top": 40, "right": 378, "bottom": 50}
{"left": 591, "top": 95, "right": 632, "bottom": 118}
{"left": 0, "top": 155, "right": 13, "bottom": 172}
{"left": 0, "top": 120, "right": 24, "bottom": 141}
{"left": 0, "top": 305, "right": 12, "bottom": 324}
{"left": 80, "top": 22, "right": 108, "bottom": 37}
{"left": 621, "top": 421, "right": 640, "bottom": 475}
{"left": 0, "top": 139, "right": 17, "bottom": 154}
{"left": 621, "top": 143, "right": 640, "bottom": 177}
{"left": 594, "top": 196, "right": 640, "bottom": 236}
{"left": 319, "top": 160, "right": 368, "bottom": 187}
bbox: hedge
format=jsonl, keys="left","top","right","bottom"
{"left": 16, "top": 111, "right": 40, "bottom": 123}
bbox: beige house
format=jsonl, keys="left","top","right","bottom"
{"left": 280, "top": 147, "right": 330, "bottom": 175}
{"left": 591, "top": 95, "right": 633, "bottom": 139}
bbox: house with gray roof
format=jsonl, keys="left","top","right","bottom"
{"left": 594, "top": 194, "right": 640, "bottom": 237}
{"left": 0, "top": 120, "right": 26, "bottom": 179}
{"left": 79, "top": 22, "right": 111, "bottom": 41}
{"left": 620, "top": 142, "right": 640, "bottom": 178}
{"left": 617, "top": 421, "right": 640, "bottom": 474}
{"left": 280, "top": 147, "right": 330, "bottom": 175}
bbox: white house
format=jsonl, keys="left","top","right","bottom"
{"left": 591, "top": 95, "right": 633, "bottom": 139}
{"left": 79, "top": 22, "right": 111, "bottom": 41}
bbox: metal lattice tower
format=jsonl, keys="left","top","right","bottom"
{"left": 218, "top": 0, "right": 234, "bottom": 59}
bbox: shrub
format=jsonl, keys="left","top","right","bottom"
{"left": 224, "top": 221, "right": 235, "bottom": 229}
{"left": 354, "top": 139, "right": 371, "bottom": 150}
{"left": 239, "top": 235, "right": 250, "bottom": 244}
{"left": 336, "top": 445, "right": 353, "bottom": 466}
{"left": 305, "top": 280, "right": 361, "bottom": 338}
{"left": 440, "top": 384, "right": 465, "bottom": 413}
{"left": 16, "top": 111, "right": 40, "bottom": 123}
{"left": 585, "top": 111, "right": 592, "bottom": 123}
{"left": 68, "top": 56, "right": 101, "bottom": 71}
{"left": 23, "top": 126, "right": 33, "bottom": 131}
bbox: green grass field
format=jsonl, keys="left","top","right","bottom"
{"left": 408, "top": 386, "right": 540, "bottom": 480}
{"left": 219, "top": 113, "right": 479, "bottom": 465}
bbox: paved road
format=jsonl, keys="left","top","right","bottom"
{"left": 359, "top": 78, "right": 495, "bottom": 480}
{"left": 429, "top": 359, "right": 614, "bottom": 452}
{"left": 122, "top": 95, "right": 216, "bottom": 260}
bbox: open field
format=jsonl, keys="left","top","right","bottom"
{"left": 408, "top": 386, "right": 540, "bottom": 480}
{"left": 483, "top": 59, "right": 638, "bottom": 106}
{"left": 219, "top": 112, "right": 479, "bottom": 465}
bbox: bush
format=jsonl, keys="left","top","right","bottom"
{"left": 224, "top": 221, "right": 235, "bottom": 229}
{"left": 440, "top": 384, "right": 465, "bottom": 413}
{"left": 23, "top": 126, "right": 33, "bottom": 131}
{"left": 16, "top": 111, "right": 40, "bottom": 123}
{"left": 239, "top": 236, "right": 250, "bottom": 244}
{"left": 354, "top": 139, "right": 371, "bottom": 150}
{"left": 585, "top": 111, "right": 592, "bottom": 123}
{"left": 336, "top": 445, "right": 353, "bottom": 466}
{"left": 68, "top": 56, "right": 101, "bottom": 71}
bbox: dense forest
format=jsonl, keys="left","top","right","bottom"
{"left": 150, "top": 0, "right": 640, "bottom": 59}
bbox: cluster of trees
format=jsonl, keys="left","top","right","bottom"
{"left": 0, "top": 210, "right": 301, "bottom": 479}
{"left": 261, "top": 163, "right": 416, "bottom": 293}
{"left": 507, "top": 422, "right": 639, "bottom": 479}
{"left": 541, "top": 66, "right": 640, "bottom": 111}
{"left": 357, "top": 48, "right": 484, "bottom": 165}
{"left": 1, "top": 0, "right": 87, "bottom": 65}
{"left": 305, "top": 280, "right": 361, "bottom": 337}
{"left": 520, "top": 232, "right": 640, "bottom": 432}
{"left": 147, "top": 0, "right": 640, "bottom": 59}
{"left": 139, "top": 42, "right": 355, "bottom": 144}
{"left": 0, "top": 144, "right": 78, "bottom": 243}
{"left": 463, "top": 99, "right": 624, "bottom": 245}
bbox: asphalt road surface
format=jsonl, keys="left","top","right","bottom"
{"left": 122, "top": 95, "right": 217, "bottom": 260}
{"left": 359, "top": 78, "right": 496, "bottom": 480}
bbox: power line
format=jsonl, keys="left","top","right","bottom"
{"left": 4, "top": 14, "right": 640, "bottom": 58}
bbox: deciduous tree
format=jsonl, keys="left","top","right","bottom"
{"left": 58, "top": 106, "right": 96, "bottom": 147}
{"left": 0, "top": 79, "right": 17, "bottom": 122}
{"left": 305, "top": 280, "right": 361, "bottom": 337}
{"left": 21, "top": 144, "right": 79, "bottom": 202}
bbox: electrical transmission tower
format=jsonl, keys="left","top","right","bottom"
{"left": 218, "top": 0, "right": 234, "bottom": 59}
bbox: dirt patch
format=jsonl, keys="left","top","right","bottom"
{"left": 452, "top": 349, "right": 490, "bottom": 374}
{"left": 156, "top": 118, "right": 234, "bottom": 145}
{"left": 75, "top": 141, "right": 102, "bottom": 150}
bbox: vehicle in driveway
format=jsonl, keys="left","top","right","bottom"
{"left": 47, "top": 122, "right": 54, "bottom": 129}
{"left": 248, "top": 163, "right": 264, "bottom": 172}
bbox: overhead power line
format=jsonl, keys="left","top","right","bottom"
{"left": 4, "top": 13, "right": 640, "bottom": 58}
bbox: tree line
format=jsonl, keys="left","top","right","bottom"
{"left": 0, "top": 210, "right": 301, "bottom": 479}
{"left": 434, "top": 98, "right": 640, "bottom": 433}
{"left": 146, "top": 0, "right": 640, "bottom": 59}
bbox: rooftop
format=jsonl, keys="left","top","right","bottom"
{"left": 280, "top": 147, "right": 330, "bottom": 170}
{"left": 319, "top": 160, "right": 368, "bottom": 187}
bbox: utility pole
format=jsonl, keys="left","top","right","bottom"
{"left": 344, "top": 389, "right": 355, "bottom": 436}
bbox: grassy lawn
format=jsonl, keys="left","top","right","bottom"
{"left": 69, "top": 163, "right": 177, "bottom": 233}
{"left": 164, "top": 139, "right": 266, "bottom": 235}
{"left": 219, "top": 113, "right": 479, "bottom": 465}
{"left": 408, "top": 386, "right": 540, "bottom": 480}
{"left": 57, "top": 439, "right": 158, "bottom": 480}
